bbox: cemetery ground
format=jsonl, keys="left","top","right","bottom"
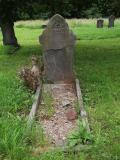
{"left": 0, "top": 19, "right": 120, "bottom": 160}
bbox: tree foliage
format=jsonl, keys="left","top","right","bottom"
{"left": 0, "top": 0, "right": 120, "bottom": 47}
{"left": 0, "top": 0, "right": 120, "bottom": 22}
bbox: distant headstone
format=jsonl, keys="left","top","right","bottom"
{"left": 39, "top": 14, "right": 76, "bottom": 83}
{"left": 41, "top": 24, "right": 47, "bottom": 29}
{"left": 97, "top": 19, "right": 104, "bottom": 28}
{"left": 108, "top": 15, "right": 115, "bottom": 28}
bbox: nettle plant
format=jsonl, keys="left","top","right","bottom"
{"left": 67, "top": 120, "right": 93, "bottom": 147}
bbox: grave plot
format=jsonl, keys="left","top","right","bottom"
{"left": 38, "top": 14, "right": 77, "bottom": 146}
{"left": 28, "top": 14, "right": 90, "bottom": 147}
{"left": 38, "top": 84, "right": 77, "bottom": 146}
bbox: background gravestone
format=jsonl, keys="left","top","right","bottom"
{"left": 108, "top": 15, "right": 115, "bottom": 28}
{"left": 39, "top": 14, "right": 76, "bottom": 83}
{"left": 41, "top": 24, "right": 47, "bottom": 29}
{"left": 97, "top": 19, "right": 104, "bottom": 28}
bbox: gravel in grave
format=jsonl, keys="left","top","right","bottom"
{"left": 39, "top": 84, "right": 77, "bottom": 146}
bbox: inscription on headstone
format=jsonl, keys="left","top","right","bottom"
{"left": 108, "top": 15, "right": 115, "bottom": 28}
{"left": 39, "top": 14, "right": 76, "bottom": 83}
{"left": 97, "top": 19, "right": 104, "bottom": 28}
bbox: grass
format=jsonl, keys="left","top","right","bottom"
{"left": 0, "top": 18, "right": 120, "bottom": 159}
{"left": 0, "top": 26, "right": 46, "bottom": 159}
{"left": 40, "top": 91, "right": 55, "bottom": 119}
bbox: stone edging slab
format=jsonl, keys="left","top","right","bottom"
{"left": 75, "top": 79, "right": 90, "bottom": 133}
{"left": 27, "top": 86, "right": 42, "bottom": 127}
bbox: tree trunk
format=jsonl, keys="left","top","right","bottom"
{"left": 0, "top": 21, "right": 19, "bottom": 47}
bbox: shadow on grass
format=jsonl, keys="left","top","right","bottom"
{"left": 0, "top": 44, "right": 42, "bottom": 56}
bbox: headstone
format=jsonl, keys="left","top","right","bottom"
{"left": 108, "top": 15, "right": 115, "bottom": 28}
{"left": 97, "top": 19, "right": 104, "bottom": 28}
{"left": 39, "top": 14, "right": 76, "bottom": 83}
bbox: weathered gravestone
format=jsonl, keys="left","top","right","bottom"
{"left": 108, "top": 15, "right": 115, "bottom": 28}
{"left": 39, "top": 14, "right": 76, "bottom": 83}
{"left": 97, "top": 19, "right": 104, "bottom": 28}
